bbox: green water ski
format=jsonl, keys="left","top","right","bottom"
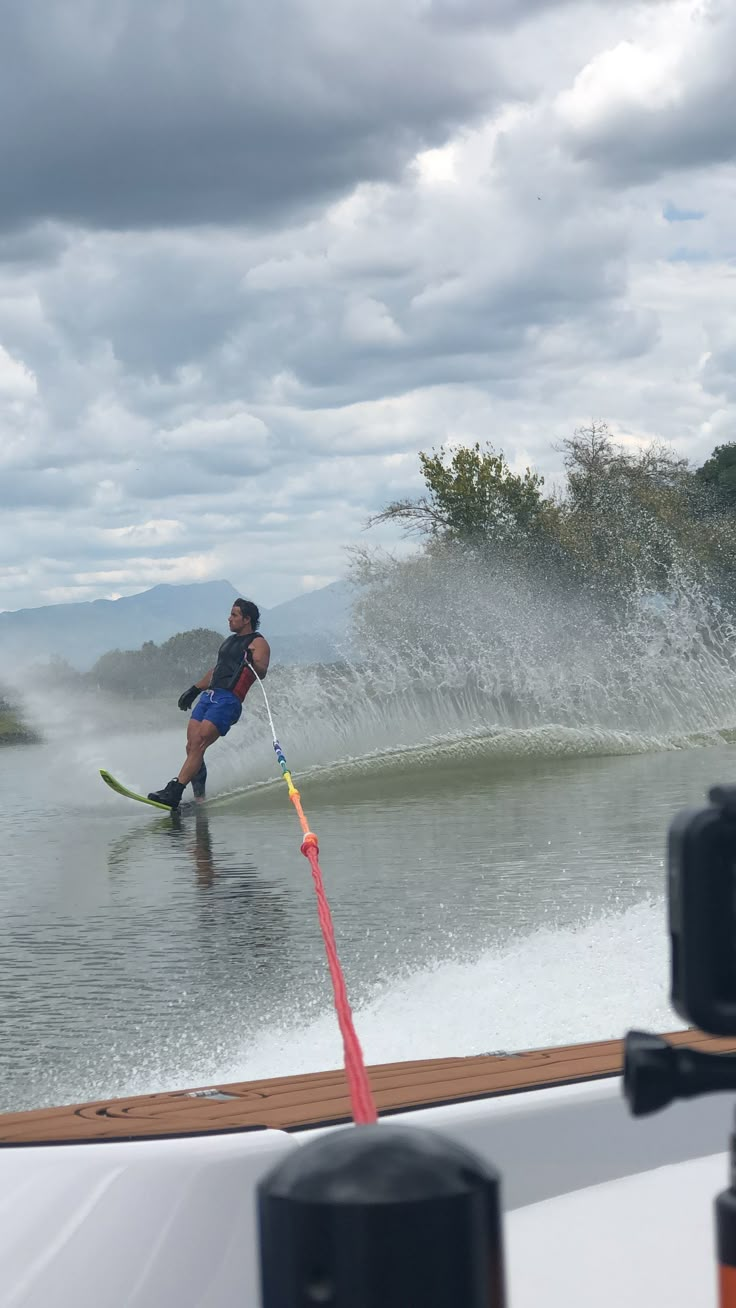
{"left": 99, "top": 769, "right": 175, "bottom": 812}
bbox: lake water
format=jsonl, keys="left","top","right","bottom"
{"left": 0, "top": 675, "right": 732, "bottom": 1113}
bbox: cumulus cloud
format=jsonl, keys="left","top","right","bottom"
{"left": 558, "top": 1, "right": 736, "bottom": 183}
{"left": 0, "top": 0, "right": 515, "bottom": 233}
{"left": 0, "top": 345, "right": 36, "bottom": 400}
{"left": 0, "top": 0, "right": 732, "bottom": 611}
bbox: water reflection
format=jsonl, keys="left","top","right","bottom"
{"left": 0, "top": 807, "right": 299, "bottom": 1111}
{"left": 107, "top": 804, "right": 293, "bottom": 961}
{"left": 169, "top": 805, "right": 219, "bottom": 887}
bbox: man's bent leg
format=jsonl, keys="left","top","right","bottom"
{"left": 178, "top": 720, "right": 219, "bottom": 787}
{"left": 148, "top": 721, "right": 219, "bottom": 809}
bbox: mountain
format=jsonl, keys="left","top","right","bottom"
{"left": 0, "top": 578, "right": 355, "bottom": 671}
{"left": 262, "top": 580, "right": 354, "bottom": 662}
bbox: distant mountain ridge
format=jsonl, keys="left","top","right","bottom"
{"left": 0, "top": 578, "right": 354, "bottom": 670}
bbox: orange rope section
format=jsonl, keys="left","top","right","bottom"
{"left": 273, "top": 735, "right": 377, "bottom": 1125}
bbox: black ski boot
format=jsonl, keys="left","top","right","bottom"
{"left": 191, "top": 761, "right": 207, "bottom": 801}
{"left": 148, "top": 778, "right": 185, "bottom": 810}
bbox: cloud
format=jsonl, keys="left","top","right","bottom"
{"left": 158, "top": 409, "right": 272, "bottom": 475}
{"left": 422, "top": 0, "right": 616, "bottom": 28}
{"left": 0, "top": 344, "right": 36, "bottom": 400}
{"left": 663, "top": 201, "right": 705, "bottom": 222}
{"left": 558, "top": 2, "right": 736, "bottom": 184}
{"left": 0, "top": 0, "right": 733, "bottom": 613}
{"left": 0, "top": 0, "right": 514, "bottom": 233}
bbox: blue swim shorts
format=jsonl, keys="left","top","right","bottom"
{"left": 190, "top": 688, "right": 242, "bottom": 737}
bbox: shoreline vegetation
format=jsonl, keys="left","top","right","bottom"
{"left": 360, "top": 424, "right": 736, "bottom": 611}
{"left": 44, "top": 628, "right": 243, "bottom": 700}
{"left": 0, "top": 696, "right": 40, "bottom": 746}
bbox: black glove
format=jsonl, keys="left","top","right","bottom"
{"left": 178, "top": 685, "right": 200, "bottom": 711}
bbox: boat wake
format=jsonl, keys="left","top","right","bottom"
{"left": 214, "top": 899, "right": 679, "bottom": 1084}
{"left": 72, "top": 898, "right": 675, "bottom": 1103}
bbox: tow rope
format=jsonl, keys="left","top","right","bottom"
{"left": 248, "top": 664, "right": 377, "bottom": 1125}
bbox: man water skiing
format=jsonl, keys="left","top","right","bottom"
{"left": 148, "top": 598, "right": 270, "bottom": 810}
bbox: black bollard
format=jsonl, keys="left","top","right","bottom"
{"left": 716, "top": 1112, "right": 736, "bottom": 1307}
{"left": 258, "top": 1122, "right": 505, "bottom": 1307}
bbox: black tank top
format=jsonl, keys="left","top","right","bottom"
{"left": 210, "top": 632, "right": 262, "bottom": 699}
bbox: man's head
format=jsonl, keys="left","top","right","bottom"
{"left": 229, "top": 598, "right": 260, "bottom": 633}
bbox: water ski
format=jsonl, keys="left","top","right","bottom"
{"left": 99, "top": 769, "right": 175, "bottom": 812}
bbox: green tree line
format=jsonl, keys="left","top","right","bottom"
{"left": 0, "top": 691, "right": 40, "bottom": 744}
{"left": 88, "top": 627, "right": 223, "bottom": 697}
{"left": 367, "top": 424, "right": 736, "bottom": 612}
{"left": 45, "top": 628, "right": 225, "bottom": 698}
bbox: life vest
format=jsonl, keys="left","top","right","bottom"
{"left": 209, "top": 631, "right": 263, "bottom": 701}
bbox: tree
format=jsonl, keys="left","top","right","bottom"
{"left": 88, "top": 628, "right": 223, "bottom": 696}
{"left": 550, "top": 423, "right": 697, "bottom": 602}
{"left": 369, "top": 441, "right": 548, "bottom": 552}
{"left": 366, "top": 425, "right": 736, "bottom": 618}
{"left": 695, "top": 443, "right": 736, "bottom": 510}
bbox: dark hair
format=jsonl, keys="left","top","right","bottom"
{"left": 234, "top": 598, "right": 260, "bottom": 629}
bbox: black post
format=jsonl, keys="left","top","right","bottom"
{"left": 716, "top": 1111, "right": 736, "bottom": 1306}
{"left": 258, "top": 1123, "right": 505, "bottom": 1307}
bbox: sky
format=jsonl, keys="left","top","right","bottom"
{"left": 1, "top": 0, "right": 734, "bottom": 611}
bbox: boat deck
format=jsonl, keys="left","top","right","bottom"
{"left": 1, "top": 1028, "right": 734, "bottom": 1145}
